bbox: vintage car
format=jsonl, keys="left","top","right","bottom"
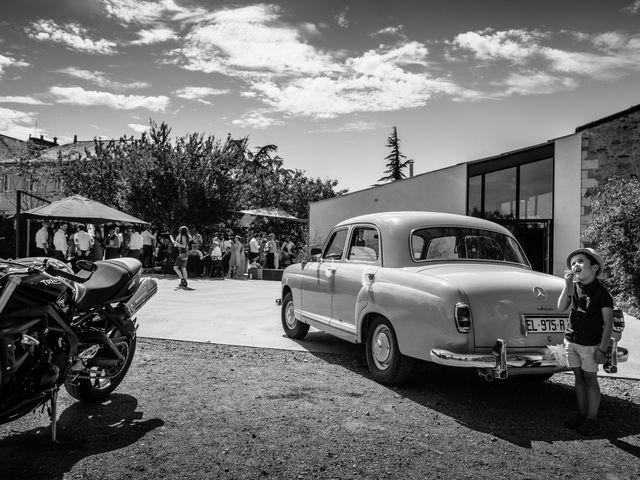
{"left": 278, "top": 211, "right": 627, "bottom": 385}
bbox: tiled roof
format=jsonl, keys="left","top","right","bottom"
{"left": 0, "top": 133, "right": 27, "bottom": 163}
{"left": 40, "top": 140, "right": 96, "bottom": 160}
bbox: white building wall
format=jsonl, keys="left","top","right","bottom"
{"left": 309, "top": 164, "right": 467, "bottom": 247}
{"left": 553, "top": 133, "right": 582, "bottom": 276}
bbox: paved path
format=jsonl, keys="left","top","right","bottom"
{"left": 137, "top": 275, "right": 639, "bottom": 379}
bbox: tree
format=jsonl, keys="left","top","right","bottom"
{"left": 583, "top": 176, "right": 640, "bottom": 317}
{"left": 378, "top": 126, "right": 412, "bottom": 183}
{"left": 53, "top": 121, "right": 345, "bottom": 233}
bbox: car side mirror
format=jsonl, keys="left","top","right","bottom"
{"left": 310, "top": 247, "right": 322, "bottom": 262}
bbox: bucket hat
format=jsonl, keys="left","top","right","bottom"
{"left": 565, "top": 247, "right": 605, "bottom": 277}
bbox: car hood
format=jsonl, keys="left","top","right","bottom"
{"left": 414, "top": 262, "right": 566, "bottom": 348}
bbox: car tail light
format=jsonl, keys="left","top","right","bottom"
{"left": 613, "top": 308, "right": 625, "bottom": 332}
{"left": 455, "top": 303, "right": 472, "bottom": 333}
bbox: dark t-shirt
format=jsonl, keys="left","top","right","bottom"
{"left": 564, "top": 279, "right": 613, "bottom": 346}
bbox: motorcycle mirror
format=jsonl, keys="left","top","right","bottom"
{"left": 76, "top": 260, "right": 98, "bottom": 273}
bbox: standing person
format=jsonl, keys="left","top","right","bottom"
{"left": 265, "top": 233, "right": 277, "bottom": 269}
{"left": 115, "top": 227, "right": 124, "bottom": 257}
{"left": 127, "top": 227, "right": 144, "bottom": 260}
{"left": 73, "top": 224, "right": 94, "bottom": 258}
{"left": 209, "top": 241, "right": 223, "bottom": 278}
{"left": 228, "top": 235, "right": 244, "bottom": 278}
{"left": 35, "top": 221, "right": 50, "bottom": 257}
{"left": 105, "top": 227, "right": 121, "bottom": 260}
{"left": 173, "top": 226, "right": 191, "bottom": 287}
{"left": 142, "top": 226, "right": 156, "bottom": 268}
{"left": 92, "top": 226, "right": 105, "bottom": 261}
{"left": 249, "top": 233, "right": 260, "bottom": 263}
{"left": 53, "top": 223, "right": 68, "bottom": 262}
{"left": 557, "top": 247, "right": 614, "bottom": 437}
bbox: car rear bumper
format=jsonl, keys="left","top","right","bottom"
{"left": 430, "top": 338, "right": 628, "bottom": 380}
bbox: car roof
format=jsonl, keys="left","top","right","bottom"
{"left": 333, "top": 211, "right": 516, "bottom": 267}
{"left": 335, "top": 211, "right": 511, "bottom": 235}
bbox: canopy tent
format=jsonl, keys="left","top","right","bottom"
{"left": 21, "top": 195, "right": 148, "bottom": 225}
{"left": 238, "top": 208, "right": 306, "bottom": 224}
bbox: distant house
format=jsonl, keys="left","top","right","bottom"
{"left": 0, "top": 133, "right": 95, "bottom": 215}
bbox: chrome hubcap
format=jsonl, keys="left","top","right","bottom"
{"left": 372, "top": 325, "right": 392, "bottom": 370}
{"left": 285, "top": 301, "right": 297, "bottom": 329}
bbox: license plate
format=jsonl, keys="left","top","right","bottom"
{"left": 525, "top": 317, "right": 566, "bottom": 334}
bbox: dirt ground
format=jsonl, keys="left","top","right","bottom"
{"left": 1, "top": 338, "right": 640, "bottom": 480}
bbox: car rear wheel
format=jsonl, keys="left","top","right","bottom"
{"left": 366, "top": 317, "right": 413, "bottom": 385}
{"left": 281, "top": 292, "right": 309, "bottom": 339}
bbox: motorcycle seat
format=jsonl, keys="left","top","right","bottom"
{"left": 75, "top": 258, "right": 142, "bottom": 312}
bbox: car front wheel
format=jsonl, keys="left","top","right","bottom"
{"left": 365, "top": 317, "right": 413, "bottom": 385}
{"left": 281, "top": 292, "right": 309, "bottom": 339}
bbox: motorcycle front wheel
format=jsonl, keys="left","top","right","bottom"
{"left": 64, "top": 329, "right": 137, "bottom": 402}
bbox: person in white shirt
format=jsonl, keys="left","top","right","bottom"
{"left": 249, "top": 234, "right": 260, "bottom": 263}
{"left": 141, "top": 227, "right": 156, "bottom": 268}
{"left": 53, "top": 223, "right": 68, "bottom": 261}
{"left": 74, "top": 224, "right": 94, "bottom": 258}
{"left": 35, "top": 221, "right": 50, "bottom": 256}
{"left": 127, "top": 227, "right": 144, "bottom": 260}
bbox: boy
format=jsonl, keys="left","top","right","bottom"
{"left": 557, "top": 247, "right": 614, "bottom": 436}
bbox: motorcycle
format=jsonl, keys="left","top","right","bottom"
{"left": 0, "top": 256, "right": 157, "bottom": 441}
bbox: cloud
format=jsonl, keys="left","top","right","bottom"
{"left": 173, "top": 5, "right": 449, "bottom": 120}
{"left": 493, "top": 72, "right": 579, "bottom": 96}
{"left": 623, "top": 0, "right": 640, "bottom": 14}
{"left": 57, "top": 67, "right": 150, "bottom": 90}
{"left": 451, "top": 29, "right": 542, "bottom": 63}
{"left": 175, "top": 4, "right": 339, "bottom": 76}
{"left": 176, "top": 86, "right": 230, "bottom": 104}
{"left": 128, "top": 123, "right": 150, "bottom": 133}
{"left": 132, "top": 27, "right": 177, "bottom": 45}
{"left": 50, "top": 86, "right": 169, "bottom": 111}
{"left": 0, "top": 107, "right": 37, "bottom": 139}
{"left": 0, "top": 96, "right": 47, "bottom": 105}
{"left": 26, "top": 20, "right": 117, "bottom": 54}
{"left": 0, "top": 53, "right": 29, "bottom": 77}
{"left": 336, "top": 8, "right": 349, "bottom": 28}
{"left": 103, "top": 0, "right": 186, "bottom": 24}
{"left": 232, "top": 111, "right": 284, "bottom": 129}
{"left": 448, "top": 28, "right": 640, "bottom": 94}
{"left": 312, "top": 120, "right": 384, "bottom": 133}
{"left": 372, "top": 25, "right": 408, "bottom": 41}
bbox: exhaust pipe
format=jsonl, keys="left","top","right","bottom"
{"left": 122, "top": 278, "right": 157, "bottom": 317}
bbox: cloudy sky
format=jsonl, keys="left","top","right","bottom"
{"left": 1, "top": 0, "right": 640, "bottom": 191}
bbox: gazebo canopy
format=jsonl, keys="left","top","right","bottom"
{"left": 239, "top": 208, "right": 306, "bottom": 223}
{"left": 22, "top": 195, "right": 148, "bottom": 225}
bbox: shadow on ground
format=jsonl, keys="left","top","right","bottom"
{"left": 313, "top": 350, "right": 640, "bottom": 453}
{"left": 0, "top": 394, "right": 163, "bottom": 480}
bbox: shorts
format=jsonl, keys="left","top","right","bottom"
{"left": 174, "top": 253, "right": 188, "bottom": 269}
{"left": 564, "top": 339, "right": 599, "bottom": 373}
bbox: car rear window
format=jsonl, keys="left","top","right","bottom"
{"left": 411, "top": 227, "right": 528, "bottom": 265}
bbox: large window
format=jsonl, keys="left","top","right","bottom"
{"left": 484, "top": 167, "right": 516, "bottom": 219}
{"left": 519, "top": 158, "right": 553, "bottom": 219}
{"left": 467, "top": 157, "right": 553, "bottom": 220}
{"left": 468, "top": 175, "right": 482, "bottom": 217}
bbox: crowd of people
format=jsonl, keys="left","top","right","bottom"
{"left": 33, "top": 221, "right": 304, "bottom": 282}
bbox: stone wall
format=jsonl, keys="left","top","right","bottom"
{"left": 579, "top": 107, "right": 640, "bottom": 233}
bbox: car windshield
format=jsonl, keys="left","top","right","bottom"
{"left": 411, "top": 227, "right": 529, "bottom": 266}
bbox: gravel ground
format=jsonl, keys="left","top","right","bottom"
{"left": 1, "top": 338, "right": 639, "bottom": 480}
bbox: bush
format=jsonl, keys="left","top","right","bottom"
{"left": 583, "top": 176, "right": 640, "bottom": 317}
